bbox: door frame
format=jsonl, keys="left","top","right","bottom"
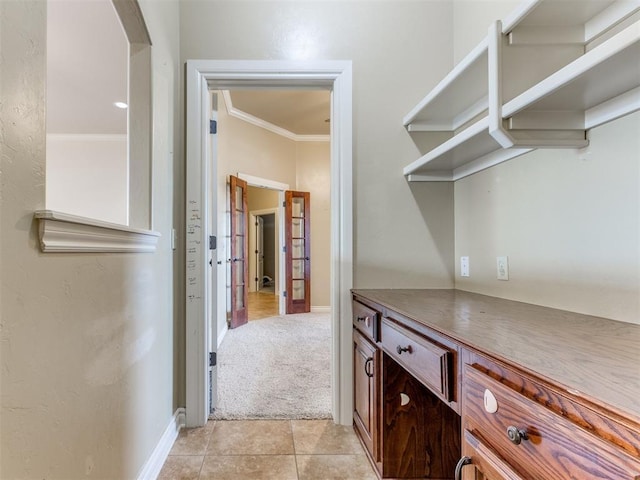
{"left": 186, "top": 60, "right": 353, "bottom": 428}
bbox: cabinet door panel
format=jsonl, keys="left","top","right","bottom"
{"left": 354, "top": 329, "right": 379, "bottom": 463}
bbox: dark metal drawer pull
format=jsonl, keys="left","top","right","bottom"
{"left": 356, "top": 315, "right": 368, "bottom": 322}
{"left": 396, "top": 345, "right": 412, "bottom": 355}
{"left": 364, "top": 357, "right": 374, "bottom": 378}
{"left": 506, "top": 426, "right": 529, "bottom": 445}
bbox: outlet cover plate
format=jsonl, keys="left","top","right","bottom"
{"left": 497, "top": 256, "right": 509, "bottom": 280}
{"left": 461, "top": 256, "right": 470, "bottom": 277}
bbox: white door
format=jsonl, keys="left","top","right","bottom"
{"left": 208, "top": 96, "right": 219, "bottom": 414}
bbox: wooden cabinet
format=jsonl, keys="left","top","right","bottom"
{"left": 352, "top": 296, "right": 461, "bottom": 479}
{"left": 352, "top": 289, "right": 640, "bottom": 480}
{"left": 458, "top": 352, "right": 640, "bottom": 480}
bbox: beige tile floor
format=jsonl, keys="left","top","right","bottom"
{"left": 158, "top": 419, "right": 378, "bottom": 480}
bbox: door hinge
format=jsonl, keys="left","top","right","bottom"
{"left": 283, "top": 246, "right": 286, "bottom": 253}
{"left": 209, "top": 235, "right": 216, "bottom": 250}
{"left": 255, "top": 249, "right": 258, "bottom": 254}
{"left": 255, "top": 277, "right": 259, "bottom": 282}
{"left": 209, "top": 352, "right": 217, "bottom": 367}
{"left": 283, "top": 201, "right": 286, "bottom": 207}
{"left": 209, "top": 120, "right": 217, "bottom": 134}
{"left": 283, "top": 291, "right": 287, "bottom": 298}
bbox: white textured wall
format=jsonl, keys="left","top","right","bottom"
{"left": 296, "top": 142, "right": 331, "bottom": 308}
{"left": 0, "top": 1, "right": 181, "bottom": 479}
{"left": 181, "top": 0, "right": 456, "bottom": 293}
{"left": 46, "top": 134, "right": 128, "bottom": 224}
{"left": 452, "top": 1, "right": 640, "bottom": 324}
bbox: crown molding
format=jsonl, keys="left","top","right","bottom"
{"left": 221, "top": 90, "right": 330, "bottom": 143}
{"left": 34, "top": 210, "right": 161, "bottom": 253}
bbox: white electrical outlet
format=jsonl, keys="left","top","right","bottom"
{"left": 497, "top": 256, "right": 509, "bottom": 280}
{"left": 460, "top": 256, "right": 470, "bottom": 277}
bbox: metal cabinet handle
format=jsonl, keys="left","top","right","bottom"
{"left": 454, "top": 456, "right": 472, "bottom": 480}
{"left": 506, "top": 426, "right": 529, "bottom": 445}
{"left": 364, "top": 357, "right": 374, "bottom": 378}
{"left": 396, "top": 345, "right": 412, "bottom": 355}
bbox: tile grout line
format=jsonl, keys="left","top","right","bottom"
{"left": 197, "top": 420, "right": 216, "bottom": 480}
{"left": 290, "top": 420, "right": 301, "bottom": 480}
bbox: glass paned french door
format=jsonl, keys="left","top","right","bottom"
{"left": 285, "top": 190, "right": 311, "bottom": 314}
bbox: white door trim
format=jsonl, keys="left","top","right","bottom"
{"left": 238, "top": 172, "right": 290, "bottom": 191}
{"left": 185, "top": 60, "right": 353, "bottom": 428}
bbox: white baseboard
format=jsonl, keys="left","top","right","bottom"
{"left": 137, "top": 408, "right": 185, "bottom": 480}
{"left": 311, "top": 306, "right": 331, "bottom": 313}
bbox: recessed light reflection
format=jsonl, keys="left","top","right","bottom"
{"left": 114, "top": 102, "right": 128, "bottom": 109}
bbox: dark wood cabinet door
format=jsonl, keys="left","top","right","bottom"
{"left": 353, "top": 329, "right": 379, "bottom": 464}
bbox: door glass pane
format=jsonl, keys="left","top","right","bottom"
{"left": 236, "top": 285, "right": 244, "bottom": 308}
{"left": 292, "top": 196, "right": 304, "bottom": 217}
{"left": 292, "top": 259, "right": 305, "bottom": 279}
{"left": 292, "top": 279, "right": 305, "bottom": 300}
{"left": 235, "top": 186, "right": 243, "bottom": 212}
{"left": 234, "top": 259, "right": 244, "bottom": 283}
{"left": 292, "top": 239, "right": 304, "bottom": 258}
{"left": 235, "top": 212, "right": 244, "bottom": 235}
{"left": 235, "top": 235, "right": 244, "bottom": 259}
{"left": 292, "top": 218, "right": 304, "bottom": 238}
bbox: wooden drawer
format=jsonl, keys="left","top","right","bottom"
{"left": 463, "top": 363, "right": 640, "bottom": 480}
{"left": 381, "top": 318, "right": 452, "bottom": 402}
{"left": 353, "top": 300, "right": 378, "bottom": 342}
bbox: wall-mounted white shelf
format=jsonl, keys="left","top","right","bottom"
{"left": 403, "top": 39, "right": 489, "bottom": 132}
{"left": 34, "top": 210, "right": 161, "bottom": 253}
{"left": 404, "top": 0, "right": 640, "bottom": 182}
{"left": 504, "top": 18, "right": 640, "bottom": 129}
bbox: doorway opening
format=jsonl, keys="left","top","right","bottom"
{"left": 248, "top": 190, "right": 279, "bottom": 321}
{"left": 185, "top": 60, "right": 353, "bottom": 428}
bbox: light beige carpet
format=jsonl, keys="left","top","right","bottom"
{"left": 211, "top": 312, "right": 332, "bottom": 420}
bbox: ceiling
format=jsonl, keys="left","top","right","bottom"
{"left": 229, "top": 90, "right": 331, "bottom": 136}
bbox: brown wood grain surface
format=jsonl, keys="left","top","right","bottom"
{"left": 463, "top": 363, "right": 640, "bottom": 479}
{"left": 383, "top": 354, "right": 460, "bottom": 479}
{"left": 353, "top": 289, "right": 640, "bottom": 422}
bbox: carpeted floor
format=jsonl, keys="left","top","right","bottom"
{"left": 211, "top": 312, "right": 332, "bottom": 420}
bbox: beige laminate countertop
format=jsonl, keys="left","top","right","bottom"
{"left": 352, "top": 289, "right": 640, "bottom": 422}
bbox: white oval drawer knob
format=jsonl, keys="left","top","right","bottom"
{"left": 484, "top": 388, "right": 498, "bottom": 413}
{"left": 400, "top": 393, "right": 410, "bottom": 406}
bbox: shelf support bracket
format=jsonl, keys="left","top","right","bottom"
{"left": 488, "top": 20, "right": 515, "bottom": 149}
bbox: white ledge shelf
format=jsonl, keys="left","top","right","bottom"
{"left": 403, "top": 0, "right": 640, "bottom": 182}
{"left": 504, "top": 18, "right": 640, "bottom": 128}
{"left": 404, "top": 38, "right": 489, "bottom": 132}
{"left": 34, "top": 210, "right": 161, "bottom": 253}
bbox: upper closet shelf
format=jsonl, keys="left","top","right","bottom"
{"left": 403, "top": 38, "right": 489, "bottom": 132}
{"left": 504, "top": 18, "right": 640, "bottom": 130}
{"left": 404, "top": 0, "right": 640, "bottom": 182}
